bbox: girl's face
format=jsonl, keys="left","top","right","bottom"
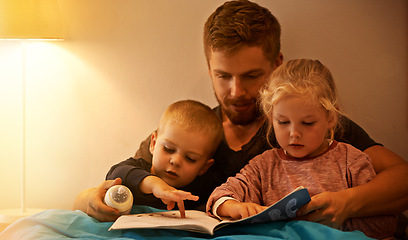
{"left": 272, "top": 95, "right": 335, "bottom": 159}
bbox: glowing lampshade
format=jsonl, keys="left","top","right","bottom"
{"left": 0, "top": 0, "right": 63, "bottom": 39}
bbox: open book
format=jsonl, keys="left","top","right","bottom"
{"left": 109, "top": 186, "right": 310, "bottom": 235}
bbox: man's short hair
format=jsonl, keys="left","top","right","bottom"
{"left": 203, "top": 0, "right": 281, "bottom": 67}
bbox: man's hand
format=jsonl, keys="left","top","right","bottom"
{"left": 296, "top": 190, "right": 353, "bottom": 228}
{"left": 217, "top": 200, "right": 267, "bottom": 219}
{"left": 73, "top": 178, "right": 122, "bottom": 222}
{"left": 141, "top": 176, "right": 199, "bottom": 218}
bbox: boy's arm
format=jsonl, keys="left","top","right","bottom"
{"left": 106, "top": 157, "right": 153, "bottom": 196}
{"left": 140, "top": 176, "right": 199, "bottom": 217}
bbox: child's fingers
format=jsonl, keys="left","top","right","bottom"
{"left": 177, "top": 200, "right": 186, "bottom": 218}
{"left": 184, "top": 194, "right": 199, "bottom": 201}
{"left": 166, "top": 201, "right": 175, "bottom": 211}
{"left": 175, "top": 191, "right": 199, "bottom": 201}
{"left": 164, "top": 190, "right": 199, "bottom": 202}
{"left": 159, "top": 190, "right": 199, "bottom": 212}
{"left": 163, "top": 199, "right": 186, "bottom": 218}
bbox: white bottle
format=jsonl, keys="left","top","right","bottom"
{"left": 104, "top": 185, "right": 133, "bottom": 215}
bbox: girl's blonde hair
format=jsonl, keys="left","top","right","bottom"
{"left": 260, "top": 59, "right": 342, "bottom": 146}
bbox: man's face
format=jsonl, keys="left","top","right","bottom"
{"left": 208, "top": 46, "right": 277, "bottom": 125}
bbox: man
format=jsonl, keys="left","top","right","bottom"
{"left": 74, "top": 0, "right": 408, "bottom": 229}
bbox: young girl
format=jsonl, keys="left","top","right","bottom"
{"left": 206, "top": 59, "right": 396, "bottom": 239}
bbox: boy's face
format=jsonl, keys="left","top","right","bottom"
{"left": 149, "top": 121, "right": 214, "bottom": 188}
{"left": 208, "top": 46, "right": 281, "bottom": 125}
{"left": 272, "top": 96, "right": 335, "bottom": 159}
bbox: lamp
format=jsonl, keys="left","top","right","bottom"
{"left": 0, "top": 0, "right": 63, "bottom": 223}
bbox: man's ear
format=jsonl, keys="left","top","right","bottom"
{"left": 198, "top": 158, "right": 214, "bottom": 176}
{"left": 273, "top": 52, "right": 283, "bottom": 70}
{"left": 149, "top": 131, "right": 158, "bottom": 155}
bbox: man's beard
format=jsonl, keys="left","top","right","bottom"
{"left": 216, "top": 95, "right": 263, "bottom": 126}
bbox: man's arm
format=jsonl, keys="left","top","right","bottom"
{"left": 352, "top": 145, "right": 408, "bottom": 216}
{"left": 298, "top": 145, "right": 408, "bottom": 228}
{"left": 298, "top": 117, "right": 408, "bottom": 227}
{"left": 337, "top": 117, "right": 408, "bottom": 215}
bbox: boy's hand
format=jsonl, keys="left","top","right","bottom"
{"left": 141, "top": 176, "right": 199, "bottom": 218}
{"left": 217, "top": 200, "right": 266, "bottom": 219}
{"left": 153, "top": 186, "right": 199, "bottom": 218}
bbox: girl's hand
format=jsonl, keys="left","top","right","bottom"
{"left": 217, "top": 200, "right": 267, "bottom": 219}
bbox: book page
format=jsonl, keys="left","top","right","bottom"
{"left": 109, "top": 187, "right": 310, "bottom": 234}
{"left": 109, "top": 210, "right": 221, "bottom": 234}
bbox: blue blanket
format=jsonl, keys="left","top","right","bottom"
{"left": 0, "top": 206, "right": 373, "bottom": 240}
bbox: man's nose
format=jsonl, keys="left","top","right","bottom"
{"left": 230, "top": 78, "right": 246, "bottom": 97}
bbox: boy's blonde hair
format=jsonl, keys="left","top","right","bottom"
{"left": 158, "top": 100, "right": 223, "bottom": 156}
{"left": 260, "top": 59, "right": 341, "bottom": 145}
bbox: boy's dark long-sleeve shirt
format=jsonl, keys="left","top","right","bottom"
{"left": 106, "top": 157, "right": 209, "bottom": 210}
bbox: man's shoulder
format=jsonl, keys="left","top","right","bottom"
{"left": 335, "top": 115, "right": 380, "bottom": 151}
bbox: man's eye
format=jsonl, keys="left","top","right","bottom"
{"left": 163, "top": 146, "right": 175, "bottom": 153}
{"left": 216, "top": 74, "right": 230, "bottom": 80}
{"left": 245, "top": 74, "right": 261, "bottom": 80}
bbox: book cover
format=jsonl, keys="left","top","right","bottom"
{"left": 109, "top": 187, "right": 311, "bottom": 235}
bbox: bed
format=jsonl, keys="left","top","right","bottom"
{"left": 0, "top": 206, "right": 377, "bottom": 240}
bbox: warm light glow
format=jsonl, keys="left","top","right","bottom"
{"left": 0, "top": 0, "right": 64, "bottom": 223}
{"left": 0, "top": 0, "right": 64, "bottom": 40}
